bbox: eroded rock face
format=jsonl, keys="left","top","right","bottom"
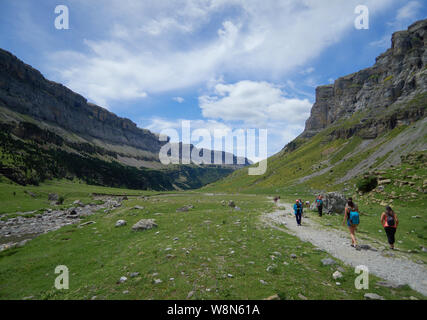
{"left": 300, "top": 19, "right": 427, "bottom": 140}
{"left": 311, "top": 192, "right": 347, "bottom": 214}
{"left": 0, "top": 48, "right": 165, "bottom": 154}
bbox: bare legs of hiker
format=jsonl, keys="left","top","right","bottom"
{"left": 349, "top": 225, "right": 357, "bottom": 247}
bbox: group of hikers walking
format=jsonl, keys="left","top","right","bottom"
{"left": 286, "top": 195, "right": 399, "bottom": 250}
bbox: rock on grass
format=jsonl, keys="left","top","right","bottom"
{"left": 364, "top": 293, "right": 385, "bottom": 300}
{"left": 321, "top": 258, "right": 336, "bottom": 266}
{"left": 132, "top": 219, "right": 157, "bottom": 231}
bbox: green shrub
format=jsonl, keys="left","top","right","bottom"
{"left": 356, "top": 176, "right": 378, "bottom": 193}
{"left": 57, "top": 196, "right": 65, "bottom": 205}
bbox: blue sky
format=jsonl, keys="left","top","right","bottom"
{"left": 0, "top": 0, "right": 426, "bottom": 161}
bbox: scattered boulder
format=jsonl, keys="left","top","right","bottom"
{"left": 321, "top": 258, "right": 336, "bottom": 266}
{"left": 48, "top": 193, "right": 58, "bottom": 201}
{"left": 118, "top": 276, "right": 127, "bottom": 283}
{"left": 73, "top": 200, "right": 84, "bottom": 207}
{"left": 228, "top": 200, "right": 236, "bottom": 208}
{"left": 290, "top": 253, "right": 297, "bottom": 259}
{"left": 364, "top": 293, "right": 384, "bottom": 300}
{"left": 130, "top": 272, "right": 140, "bottom": 278}
{"left": 378, "top": 179, "right": 392, "bottom": 185}
{"left": 115, "top": 220, "right": 127, "bottom": 227}
{"left": 264, "top": 294, "right": 280, "bottom": 300}
{"left": 376, "top": 281, "right": 402, "bottom": 289}
{"left": 132, "top": 205, "right": 144, "bottom": 210}
{"left": 176, "top": 205, "right": 194, "bottom": 212}
{"left": 78, "top": 221, "right": 96, "bottom": 227}
{"left": 132, "top": 219, "right": 157, "bottom": 231}
{"left": 298, "top": 293, "right": 308, "bottom": 300}
{"left": 332, "top": 271, "right": 343, "bottom": 280}
{"left": 376, "top": 185, "right": 385, "bottom": 192}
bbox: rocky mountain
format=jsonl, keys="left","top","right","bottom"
{"left": 205, "top": 19, "right": 427, "bottom": 194}
{"left": 302, "top": 19, "right": 426, "bottom": 140}
{"left": 0, "top": 48, "right": 248, "bottom": 189}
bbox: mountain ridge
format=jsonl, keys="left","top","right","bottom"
{"left": 0, "top": 49, "right": 249, "bottom": 189}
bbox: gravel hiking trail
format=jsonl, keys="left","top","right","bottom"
{"left": 262, "top": 201, "right": 427, "bottom": 296}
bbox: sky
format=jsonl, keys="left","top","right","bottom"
{"left": 0, "top": 0, "right": 426, "bottom": 162}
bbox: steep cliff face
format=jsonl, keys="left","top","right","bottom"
{"left": 0, "top": 48, "right": 249, "bottom": 189}
{"left": 302, "top": 19, "right": 427, "bottom": 139}
{"left": 0, "top": 49, "right": 165, "bottom": 154}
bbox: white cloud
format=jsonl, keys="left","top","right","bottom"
{"left": 300, "top": 67, "right": 315, "bottom": 75}
{"left": 199, "top": 80, "right": 312, "bottom": 127}
{"left": 173, "top": 97, "right": 185, "bottom": 103}
{"left": 197, "top": 80, "right": 313, "bottom": 156}
{"left": 369, "top": 35, "right": 390, "bottom": 48}
{"left": 387, "top": 1, "right": 422, "bottom": 29}
{"left": 396, "top": 1, "right": 421, "bottom": 22}
{"left": 47, "top": 0, "right": 396, "bottom": 107}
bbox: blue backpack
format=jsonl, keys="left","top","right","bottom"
{"left": 349, "top": 210, "right": 360, "bottom": 225}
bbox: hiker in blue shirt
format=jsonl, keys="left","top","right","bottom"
{"left": 342, "top": 198, "right": 360, "bottom": 248}
{"left": 316, "top": 195, "right": 323, "bottom": 217}
{"left": 293, "top": 199, "right": 303, "bottom": 226}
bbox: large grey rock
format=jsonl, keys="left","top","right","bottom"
{"left": 132, "top": 219, "right": 157, "bottom": 231}
{"left": 310, "top": 192, "right": 347, "bottom": 214}
{"left": 228, "top": 200, "right": 236, "bottom": 208}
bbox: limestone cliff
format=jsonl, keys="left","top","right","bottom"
{"left": 301, "top": 19, "right": 427, "bottom": 140}
{"left": 0, "top": 49, "right": 165, "bottom": 154}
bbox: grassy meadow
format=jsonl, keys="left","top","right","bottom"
{"left": 0, "top": 180, "right": 425, "bottom": 300}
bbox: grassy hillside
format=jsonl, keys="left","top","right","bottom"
{"left": 204, "top": 109, "right": 426, "bottom": 195}
{"left": 0, "top": 125, "right": 234, "bottom": 191}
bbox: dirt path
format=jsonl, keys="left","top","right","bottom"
{"left": 262, "top": 202, "right": 427, "bottom": 296}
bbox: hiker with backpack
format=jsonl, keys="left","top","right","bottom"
{"left": 315, "top": 195, "right": 323, "bottom": 217}
{"left": 381, "top": 206, "right": 399, "bottom": 250}
{"left": 342, "top": 198, "right": 359, "bottom": 248}
{"left": 293, "top": 199, "right": 303, "bottom": 226}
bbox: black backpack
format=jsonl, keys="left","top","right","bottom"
{"left": 386, "top": 214, "right": 395, "bottom": 227}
